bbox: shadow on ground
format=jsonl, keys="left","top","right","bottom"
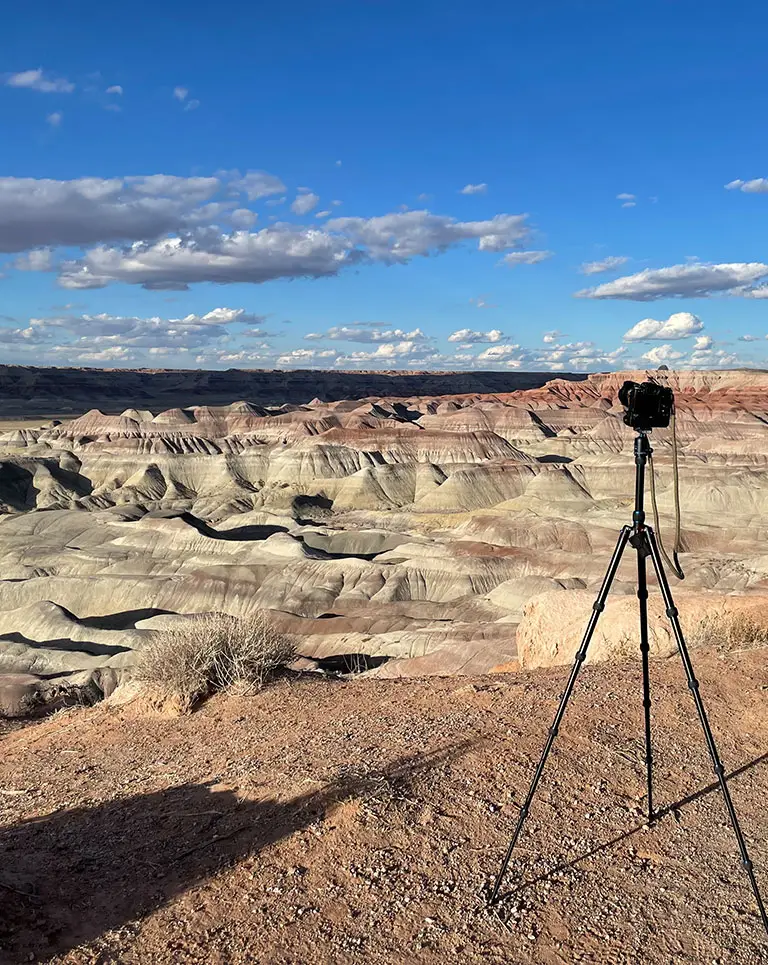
{"left": 0, "top": 741, "right": 470, "bottom": 962}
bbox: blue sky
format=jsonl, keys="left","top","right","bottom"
{"left": 2, "top": 0, "right": 768, "bottom": 371}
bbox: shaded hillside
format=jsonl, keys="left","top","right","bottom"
{"left": 0, "top": 366, "right": 587, "bottom": 415}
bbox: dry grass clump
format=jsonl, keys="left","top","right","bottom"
{"left": 134, "top": 611, "right": 296, "bottom": 711}
{"left": 690, "top": 609, "right": 768, "bottom": 655}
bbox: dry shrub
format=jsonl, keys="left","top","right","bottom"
{"left": 134, "top": 611, "right": 296, "bottom": 711}
{"left": 690, "top": 609, "right": 768, "bottom": 655}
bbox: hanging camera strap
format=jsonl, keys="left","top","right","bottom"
{"left": 648, "top": 407, "right": 685, "bottom": 580}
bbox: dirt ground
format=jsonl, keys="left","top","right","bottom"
{"left": 1, "top": 649, "right": 766, "bottom": 964}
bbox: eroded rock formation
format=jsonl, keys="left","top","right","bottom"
{"left": 2, "top": 367, "right": 767, "bottom": 710}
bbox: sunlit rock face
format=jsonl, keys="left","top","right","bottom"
{"left": 2, "top": 367, "right": 768, "bottom": 708}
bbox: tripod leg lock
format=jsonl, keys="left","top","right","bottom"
{"left": 592, "top": 602, "right": 605, "bottom": 613}
{"left": 666, "top": 605, "right": 679, "bottom": 618}
{"left": 714, "top": 762, "right": 725, "bottom": 777}
{"left": 687, "top": 678, "right": 700, "bottom": 693}
{"left": 743, "top": 858, "right": 754, "bottom": 871}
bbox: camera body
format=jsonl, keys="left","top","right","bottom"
{"left": 618, "top": 380, "right": 674, "bottom": 431}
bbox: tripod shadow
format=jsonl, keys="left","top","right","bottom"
{"left": 0, "top": 740, "right": 471, "bottom": 962}
{"left": 496, "top": 751, "right": 768, "bottom": 901}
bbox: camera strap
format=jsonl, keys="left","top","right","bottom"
{"left": 648, "top": 409, "right": 685, "bottom": 580}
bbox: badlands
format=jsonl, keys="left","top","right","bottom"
{"left": 1, "top": 366, "right": 768, "bottom": 711}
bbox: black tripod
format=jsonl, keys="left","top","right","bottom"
{"left": 490, "top": 429, "right": 768, "bottom": 935}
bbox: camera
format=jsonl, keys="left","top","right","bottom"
{"left": 618, "top": 379, "right": 674, "bottom": 431}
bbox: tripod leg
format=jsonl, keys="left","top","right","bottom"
{"left": 637, "top": 537, "right": 654, "bottom": 823}
{"left": 646, "top": 527, "right": 768, "bottom": 935}
{"left": 489, "top": 525, "right": 631, "bottom": 905}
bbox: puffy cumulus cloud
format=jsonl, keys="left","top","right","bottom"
{"left": 57, "top": 209, "right": 536, "bottom": 289}
{"left": 106, "top": 85, "right": 123, "bottom": 95}
{"left": 738, "top": 334, "right": 760, "bottom": 342}
{"left": 744, "top": 286, "right": 768, "bottom": 299}
{"left": 46, "top": 112, "right": 63, "bottom": 127}
{"left": 276, "top": 348, "right": 339, "bottom": 366}
{"left": 312, "top": 326, "right": 431, "bottom": 344}
{"left": 580, "top": 255, "right": 628, "bottom": 275}
{"left": 641, "top": 344, "right": 685, "bottom": 364}
{"left": 500, "top": 250, "right": 552, "bottom": 266}
{"left": 623, "top": 312, "right": 704, "bottom": 341}
{"left": 576, "top": 262, "right": 768, "bottom": 300}
{"left": 173, "top": 87, "right": 188, "bottom": 101}
{"left": 447, "top": 328, "right": 505, "bottom": 344}
{"left": 693, "top": 335, "right": 713, "bottom": 350}
{"left": 0, "top": 173, "right": 281, "bottom": 253}
{"left": 6, "top": 68, "right": 74, "bottom": 93}
{"left": 1, "top": 306, "right": 268, "bottom": 367}
{"left": 13, "top": 248, "right": 54, "bottom": 271}
{"left": 334, "top": 341, "right": 433, "bottom": 365}
{"left": 325, "top": 210, "right": 532, "bottom": 260}
{"left": 476, "top": 344, "right": 522, "bottom": 361}
{"left": 617, "top": 193, "right": 635, "bottom": 201}
{"left": 725, "top": 178, "right": 768, "bottom": 194}
{"left": 230, "top": 171, "right": 287, "bottom": 201}
{"left": 290, "top": 192, "right": 320, "bottom": 215}
{"left": 542, "top": 330, "right": 563, "bottom": 343}
{"left": 58, "top": 229, "right": 355, "bottom": 290}
{"left": 460, "top": 183, "right": 487, "bottom": 195}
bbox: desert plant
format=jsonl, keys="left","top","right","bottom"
{"left": 690, "top": 608, "right": 768, "bottom": 655}
{"left": 134, "top": 611, "right": 296, "bottom": 710}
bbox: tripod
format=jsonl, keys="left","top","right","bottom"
{"left": 489, "top": 429, "right": 768, "bottom": 935}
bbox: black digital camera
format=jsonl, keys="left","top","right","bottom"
{"left": 618, "top": 379, "right": 674, "bottom": 431}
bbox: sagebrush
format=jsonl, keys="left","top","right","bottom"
{"left": 134, "top": 611, "right": 296, "bottom": 710}
{"left": 690, "top": 609, "right": 768, "bottom": 654}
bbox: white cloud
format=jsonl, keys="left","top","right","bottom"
{"left": 744, "top": 286, "right": 768, "bottom": 299}
{"left": 542, "top": 330, "right": 563, "bottom": 343}
{"left": 738, "top": 334, "right": 760, "bottom": 342}
{"left": 501, "top": 250, "right": 552, "bottom": 266}
{"left": 0, "top": 173, "right": 285, "bottom": 253}
{"left": 623, "top": 312, "right": 703, "bottom": 341}
{"left": 265, "top": 196, "right": 286, "bottom": 207}
{"left": 6, "top": 68, "right": 74, "bottom": 94}
{"left": 231, "top": 171, "right": 286, "bottom": 200}
{"left": 616, "top": 193, "right": 635, "bottom": 201}
{"left": 460, "top": 183, "right": 487, "bottom": 195}
{"left": 1, "top": 176, "right": 538, "bottom": 290}
{"left": 230, "top": 208, "right": 257, "bottom": 228}
{"left": 476, "top": 344, "right": 522, "bottom": 361}
{"left": 641, "top": 344, "right": 685, "bottom": 364}
{"left": 469, "top": 296, "right": 496, "bottom": 308}
{"left": 447, "top": 328, "right": 505, "bottom": 344}
{"left": 576, "top": 262, "right": 768, "bottom": 300}
{"left": 326, "top": 210, "right": 532, "bottom": 260}
{"left": 320, "top": 326, "right": 431, "bottom": 344}
{"left": 106, "top": 85, "right": 123, "bottom": 95}
{"left": 315, "top": 210, "right": 331, "bottom": 219}
{"left": 57, "top": 228, "right": 353, "bottom": 289}
{"left": 14, "top": 248, "right": 53, "bottom": 271}
{"left": 621, "top": 201, "right": 636, "bottom": 209}
{"left": 580, "top": 255, "right": 628, "bottom": 275}
{"left": 46, "top": 112, "right": 63, "bottom": 127}
{"left": 173, "top": 86, "right": 188, "bottom": 101}
{"left": 184, "top": 99, "right": 200, "bottom": 112}
{"left": 693, "top": 335, "right": 713, "bottom": 350}
{"left": 725, "top": 178, "right": 768, "bottom": 194}
{"left": 291, "top": 192, "right": 320, "bottom": 215}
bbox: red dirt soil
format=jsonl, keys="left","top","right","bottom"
{"left": 1, "top": 649, "right": 766, "bottom": 964}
